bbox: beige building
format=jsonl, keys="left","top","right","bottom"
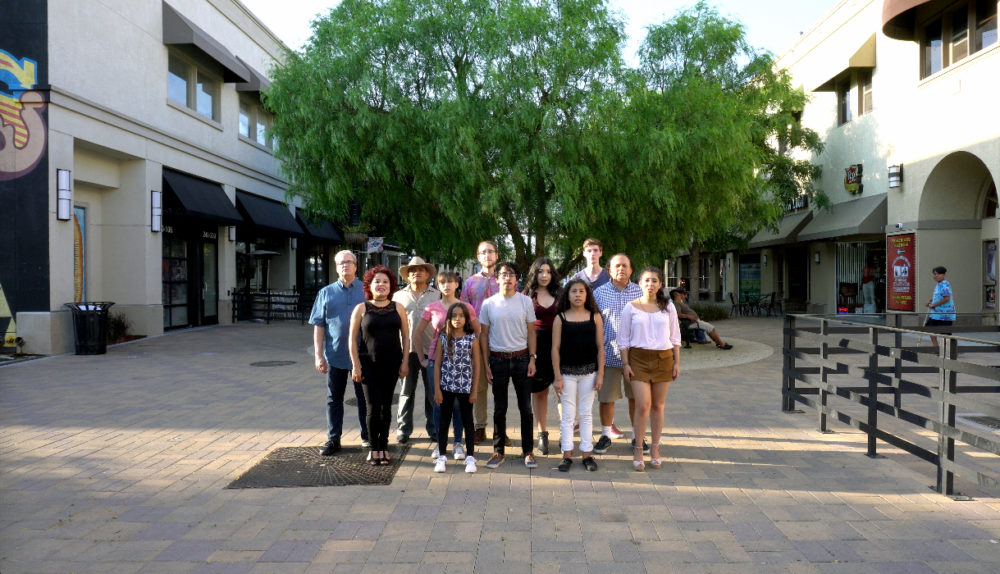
{"left": 729, "top": 0, "right": 998, "bottom": 317}
{"left": 2, "top": 0, "right": 350, "bottom": 355}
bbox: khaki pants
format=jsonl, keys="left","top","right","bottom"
{"left": 473, "top": 367, "right": 489, "bottom": 429}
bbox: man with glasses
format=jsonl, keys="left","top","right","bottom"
{"left": 461, "top": 240, "right": 500, "bottom": 444}
{"left": 310, "top": 250, "right": 369, "bottom": 455}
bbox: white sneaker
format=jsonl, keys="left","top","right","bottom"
{"left": 453, "top": 443, "right": 466, "bottom": 460}
{"left": 464, "top": 455, "right": 477, "bottom": 473}
{"left": 431, "top": 445, "right": 440, "bottom": 459}
{"left": 434, "top": 455, "right": 447, "bottom": 473}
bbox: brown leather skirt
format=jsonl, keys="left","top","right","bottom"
{"left": 628, "top": 347, "right": 675, "bottom": 383}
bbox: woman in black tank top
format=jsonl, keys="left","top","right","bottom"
{"left": 350, "top": 266, "right": 410, "bottom": 466}
{"left": 550, "top": 278, "right": 605, "bottom": 472}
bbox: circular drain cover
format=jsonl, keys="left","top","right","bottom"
{"left": 250, "top": 360, "right": 296, "bottom": 367}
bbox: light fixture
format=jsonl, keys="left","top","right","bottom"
{"left": 228, "top": 226, "right": 236, "bottom": 241}
{"left": 814, "top": 252, "right": 821, "bottom": 264}
{"left": 150, "top": 190, "right": 162, "bottom": 232}
{"left": 291, "top": 237, "right": 298, "bottom": 250}
{"left": 888, "top": 164, "right": 903, "bottom": 188}
{"left": 56, "top": 169, "right": 72, "bottom": 220}
{"left": 762, "top": 254, "right": 768, "bottom": 266}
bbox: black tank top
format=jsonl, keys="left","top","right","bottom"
{"left": 360, "top": 301, "right": 403, "bottom": 365}
{"left": 558, "top": 311, "right": 597, "bottom": 368}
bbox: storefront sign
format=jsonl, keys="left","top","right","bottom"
{"left": 887, "top": 233, "right": 915, "bottom": 311}
{"left": 844, "top": 164, "right": 863, "bottom": 195}
{"left": 202, "top": 230, "right": 217, "bottom": 240}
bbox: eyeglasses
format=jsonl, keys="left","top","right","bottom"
{"left": 478, "top": 249, "right": 497, "bottom": 255}
{"left": 336, "top": 260, "right": 356, "bottom": 266}
{"left": 498, "top": 272, "right": 516, "bottom": 278}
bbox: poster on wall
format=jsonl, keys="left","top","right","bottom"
{"left": 887, "top": 233, "right": 915, "bottom": 311}
{"left": 739, "top": 262, "right": 761, "bottom": 299}
{"left": 985, "top": 240, "right": 996, "bottom": 310}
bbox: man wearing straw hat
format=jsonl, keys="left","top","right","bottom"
{"left": 394, "top": 256, "right": 442, "bottom": 443}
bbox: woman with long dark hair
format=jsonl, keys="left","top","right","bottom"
{"left": 618, "top": 266, "right": 680, "bottom": 471}
{"left": 524, "top": 257, "right": 561, "bottom": 455}
{"left": 349, "top": 266, "right": 410, "bottom": 466}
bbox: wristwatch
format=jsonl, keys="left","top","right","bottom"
{"left": 529, "top": 353, "right": 537, "bottom": 359}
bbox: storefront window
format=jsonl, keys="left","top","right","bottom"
{"left": 836, "top": 242, "right": 886, "bottom": 314}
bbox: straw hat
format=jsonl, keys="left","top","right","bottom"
{"left": 399, "top": 256, "right": 437, "bottom": 278}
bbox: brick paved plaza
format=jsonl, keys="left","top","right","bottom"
{"left": 2, "top": 317, "right": 999, "bottom": 573}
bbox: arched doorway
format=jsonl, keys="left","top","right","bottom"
{"left": 917, "top": 152, "right": 998, "bottom": 314}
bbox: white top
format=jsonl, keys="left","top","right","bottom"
{"left": 618, "top": 300, "right": 682, "bottom": 351}
{"left": 479, "top": 292, "right": 537, "bottom": 352}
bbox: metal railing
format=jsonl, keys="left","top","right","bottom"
{"left": 782, "top": 313, "right": 1000, "bottom": 496}
{"left": 231, "top": 289, "right": 311, "bottom": 324}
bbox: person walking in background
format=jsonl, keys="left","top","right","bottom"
{"left": 310, "top": 249, "right": 369, "bottom": 456}
{"left": 592, "top": 254, "right": 642, "bottom": 455}
{"left": 461, "top": 240, "right": 500, "bottom": 445}
{"left": 415, "top": 270, "right": 480, "bottom": 460}
{"left": 432, "top": 303, "right": 481, "bottom": 474}
{"left": 349, "top": 266, "right": 410, "bottom": 466}
{"left": 524, "top": 257, "right": 561, "bottom": 455}
{"left": 551, "top": 278, "right": 604, "bottom": 472}
{"left": 571, "top": 238, "right": 611, "bottom": 289}
{"left": 927, "top": 266, "right": 956, "bottom": 347}
{"left": 393, "top": 257, "right": 441, "bottom": 444}
{"left": 479, "top": 261, "right": 538, "bottom": 469}
{"left": 619, "top": 267, "right": 681, "bottom": 471}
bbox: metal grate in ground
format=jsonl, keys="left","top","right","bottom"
{"left": 226, "top": 445, "right": 409, "bottom": 488}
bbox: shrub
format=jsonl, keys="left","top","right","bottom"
{"left": 108, "top": 312, "right": 132, "bottom": 343}
{"left": 691, "top": 304, "right": 729, "bottom": 322}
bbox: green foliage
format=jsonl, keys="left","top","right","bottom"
{"left": 690, "top": 303, "right": 729, "bottom": 323}
{"left": 266, "top": 0, "right": 823, "bottom": 272}
{"left": 108, "top": 312, "right": 131, "bottom": 343}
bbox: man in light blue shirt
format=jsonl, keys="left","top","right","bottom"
{"left": 310, "top": 250, "right": 368, "bottom": 455}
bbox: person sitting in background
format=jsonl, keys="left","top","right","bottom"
{"left": 669, "top": 288, "right": 733, "bottom": 350}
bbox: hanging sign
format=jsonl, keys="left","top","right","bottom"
{"left": 367, "top": 237, "right": 384, "bottom": 254}
{"left": 844, "top": 164, "right": 863, "bottom": 195}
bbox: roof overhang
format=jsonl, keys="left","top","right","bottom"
{"left": 883, "top": 0, "right": 933, "bottom": 41}
{"left": 235, "top": 56, "right": 271, "bottom": 95}
{"left": 748, "top": 210, "right": 814, "bottom": 248}
{"left": 798, "top": 194, "right": 888, "bottom": 242}
{"left": 296, "top": 208, "right": 343, "bottom": 244}
{"left": 813, "top": 34, "right": 877, "bottom": 92}
{"left": 162, "top": 169, "right": 243, "bottom": 225}
{"left": 162, "top": 1, "right": 250, "bottom": 83}
{"left": 236, "top": 191, "right": 303, "bottom": 237}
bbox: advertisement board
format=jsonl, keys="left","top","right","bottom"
{"left": 887, "top": 234, "right": 915, "bottom": 311}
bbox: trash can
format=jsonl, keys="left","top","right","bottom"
{"left": 64, "top": 302, "right": 115, "bottom": 355}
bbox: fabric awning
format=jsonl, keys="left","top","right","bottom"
{"left": 797, "top": 194, "right": 888, "bottom": 242}
{"left": 235, "top": 56, "right": 270, "bottom": 94}
{"left": 162, "top": 169, "right": 243, "bottom": 225}
{"left": 162, "top": 1, "right": 250, "bottom": 83}
{"left": 883, "top": 0, "right": 932, "bottom": 41}
{"left": 296, "top": 208, "right": 343, "bottom": 243}
{"left": 236, "top": 191, "right": 303, "bottom": 236}
{"left": 748, "top": 210, "right": 814, "bottom": 248}
{"left": 813, "top": 34, "right": 877, "bottom": 91}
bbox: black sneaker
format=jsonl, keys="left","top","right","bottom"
{"left": 558, "top": 458, "right": 573, "bottom": 472}
{"left": 631, "top": 438, "right": 650, "bottom": 454}
{"left": 582, "top": 457, "right": 598, "bottom": 472}
{"left": 593, "top": 435, "right": 612, "bottom": 454}
{"left": 320, "top": 440, "right": 341, "bottom": 456}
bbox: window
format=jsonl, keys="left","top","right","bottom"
{"left": 837, "top": 79, "right": 851, "bottom": 125}
{"left": 238, "top": 97, "right": 274, "bottom": 149}
{"left": 858, "top": 70, "right": 873, "bottom": 116}
{"left": 167, "top": 50, "right": 221, "bottom": 121}
{"left": 921, "top": 0, "right": 998, "bottom": 78}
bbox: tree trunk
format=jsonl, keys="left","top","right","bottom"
{"left": 687, "top": 243, "right": 702, "bottom": 302}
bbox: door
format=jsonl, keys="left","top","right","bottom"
{"left": 200, "top": 239, "right": 218, "bottom": 325}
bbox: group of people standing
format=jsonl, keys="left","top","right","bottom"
{"left": 310, "top": 238, "right": 692, "bottom": 472}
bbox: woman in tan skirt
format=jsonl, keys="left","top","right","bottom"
{"left": 618, "top": 266, "right": 681, "bottom": 471}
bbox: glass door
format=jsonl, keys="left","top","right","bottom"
{"left": 201, "top": 240, "right": 218, "bottom": 324}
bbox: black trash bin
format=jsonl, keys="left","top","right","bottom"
{"left": 64, "top": 302, "right": 115, "bottom": 355}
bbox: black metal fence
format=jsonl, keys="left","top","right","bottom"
{"left": 231, "top": 289, "right": 312, "bottom": 324}
{"left": 782, "top": 313, "right": 1000, "bottom": 496}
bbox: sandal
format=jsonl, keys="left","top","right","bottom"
{"left": 368, "top": 451, "right": 379, "bottom": 466}
{"left": 633, "top": 446, "right": 645, "bottom": 472}
{"left": 380, "top": 454, "right": 391, "bottom": 466}
{"left": 558, "top": 458, "right": 573, "bottom": 472}
{"left": 649, "top": 443, "right": 662, "bottom": 469}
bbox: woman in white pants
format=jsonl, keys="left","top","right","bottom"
{"left": 551, "top": 278, "right": 605, "bottom": 471}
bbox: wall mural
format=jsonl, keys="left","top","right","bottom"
{"left": 0, "top": 49, "right": 47, "bottom": 181}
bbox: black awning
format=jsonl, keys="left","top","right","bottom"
{"left": 162, "top": 169, "right": 243, "bottom": 225}
{"left": 162, "top": 1, "right": 250, "bottom": 83}
{"left": 236, "top": 191, "right": 303, "bottom": 236}
{"left": 296, "top": 208, "right": 343, "bottom": 243}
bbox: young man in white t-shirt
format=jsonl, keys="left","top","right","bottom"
{"left": 479, "top": 261, "right": 538, "bottom": 469}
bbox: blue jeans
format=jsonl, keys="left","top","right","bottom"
{"left": 428, "top": 359, "right": 463, "bottom": 444}
{"left": 489, "top": 354, "right": 533, "bottom": 455}
{"left": 396, "top": 352, "right": 435, "bottom": 438}
{"left": 326, "top": 366, "right": 368, "bottom": 443}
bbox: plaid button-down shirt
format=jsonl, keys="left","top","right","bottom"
{"left": 594, "top": 281, "right": 642, "bottom": 368}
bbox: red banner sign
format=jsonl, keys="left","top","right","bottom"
{"left": 887, "top": 233, "right": 915, "bottom": 311}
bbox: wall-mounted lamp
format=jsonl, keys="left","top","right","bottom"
{"left": 814, "top": 252, "right": 821, "bottom": 264}
{"left": 228, "top": 226, "right": 236, "bottom": 241}
{"left": 888, "top": 164, "right": 903, "bottom": 188}
{"left": 150, "top": 190, "right": 162, "bottom": 232}
{"left": 291, "top": 237, "right": 298, "bottom": 250}
{"left": 56, "top": 169, "right": 72, "bottom": 220}
{"left": 762, "top": 254, "right": 768, "bottom": 266}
